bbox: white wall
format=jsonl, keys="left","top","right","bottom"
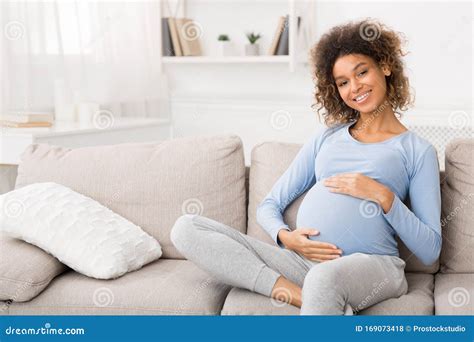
{"left": 166, "top": 0, "right": 473, "bottom": 164}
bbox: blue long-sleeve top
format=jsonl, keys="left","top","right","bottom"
{"left": 256, "top": 121, "right": 442, "bottom": 266}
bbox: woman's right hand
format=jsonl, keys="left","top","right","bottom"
{"left": 278, "top": 228, "right": 343, "bottom": 262}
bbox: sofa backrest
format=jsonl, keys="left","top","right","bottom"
{"left": 247, "top": 141, "right": 447, "bottom": 274}
{"left": 15, "top": 135, "right": 247, "bottom": 259}
{"left": 440, "top": 138, "right": 474, "bottom": 273}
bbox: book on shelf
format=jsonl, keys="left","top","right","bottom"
{"left": 0, "top": 121, "right": 53, "bottom": 128}
{"left": 268, "top": 16, "right": 286, "bottom": 55}
{"left": 162, "top": 17, "right": 175, "bottom": 56}
{"left": 175, "top": 18, "right": 202, "bottom": 56}
{"left": 275, "top": 15, "right": 289, "bottom": 55}
{"left": 1, "top": 112, "right": 53, "bottom": 122}
{"left": 0, "top": 111, "right": 54, "bottom": 128}
{"left": 168, "top": 17, "right": 183, "bottom": 56}
{"left": 269, "top": 15, "right": 302, "bottom": 56}
{"left": 162, "top": 17, "right": 202, "bottom": 57}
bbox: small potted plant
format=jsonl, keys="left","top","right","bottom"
{"left": 245, "top": 32, "right": 261, "bottom": 56}
{"left": 217, "top": 34, "right": 232, "bottom": 56}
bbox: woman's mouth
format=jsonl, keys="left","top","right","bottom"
{"left": 353, "top": 90, "right": 372, "bottom": 104}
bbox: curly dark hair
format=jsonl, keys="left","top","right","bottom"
{"left": 310, "top": 19, "right": 414, "bottom": 127}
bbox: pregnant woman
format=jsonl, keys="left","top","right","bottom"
{"left": 170, "top": 19, "right": 441, "bottom": 315}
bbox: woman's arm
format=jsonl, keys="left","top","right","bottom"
{"left": 256, "top": 130, "right": 321, "bottom": 247}
{"left": 381, "top": 145, "right": 442, "bottom": 266}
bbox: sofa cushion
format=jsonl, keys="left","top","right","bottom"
{"left": 7, "top": 259, "right": 231, "bottom": 315}
{"left": 434, "top": 273, "right": 473, "bottom": 315}
{"left": 0, "top": 182, "right": 162, "bottom": 280}
{"left": 0, "top": 234, "right": 67, "bottom": 302}
{"left": 247, "top": 141, "right": 441, "bottom": 273}
{"left": 247, "top": 142, "right": 306, "bottom": 245}
{"left": 15, "top": 135, "right": 246, "bottom": 259}
{"left": 221, "top": 273, "right": 433, "bottom": 315}
{"left": 440, "top": 139, "right": 474, "bottom": 273}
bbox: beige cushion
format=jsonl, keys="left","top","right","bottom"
{"left": 247, "top": 141, "right": 441, "bottom": 273}
{"left": 434, "top": 273, "right": 473, "bottom": 315}
{"left": 247, "top": 142, "right": 306, "bottom": 245}
{"left": 440, "top": 139, "right": 474, "bottom": 273}
{"left": 7, "top": 259, "right": 231, "bottom": 315}
{"left": 221, "top": 273, "right": 433, "bottom": 315}
{"left": 0, "top": 234, "right": 67, "bottom": 302}
{"left": 15, "top": 135, "right": 246, "bottom": 259}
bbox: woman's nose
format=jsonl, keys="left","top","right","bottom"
{"left": 351, "top": 80, "right": 362, "bottom": 94}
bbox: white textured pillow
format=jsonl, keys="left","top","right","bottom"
{"left": 0, "top": 182, "right": 162, "bottom": 279}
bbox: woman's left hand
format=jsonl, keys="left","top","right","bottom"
{"left": 323, "top": 173, "right": 395, "bottom": 214}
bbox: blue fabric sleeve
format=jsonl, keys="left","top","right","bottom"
{"left": 256, "top": 130, "right": 322, "bottom": 248}
{"left": 382, "top": 145, "right": 442, "bottom": 265}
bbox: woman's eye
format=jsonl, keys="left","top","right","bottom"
{"left": 338, "top": 81, "right": 347, "bottom": 87}
{"left": 358, "top": 70, "right": 367, "bottom": 77}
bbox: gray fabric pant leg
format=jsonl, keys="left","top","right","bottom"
{"left": 301, "top": 252, "right": 408, "bottom": 315}
{"left": 170, "top": 214, "right": 408, "bottom": 315}
{"left": 170, "top": 214, "right": 315, "bottom": 298}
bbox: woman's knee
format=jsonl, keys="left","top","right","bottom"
{"left": 170, "top": 214, "right": 197, "bottom": 250}
{"left": 303, "top": 263, "right": 339, "bottom": 292}
{"left": 301, "top": 264, "right": 343, "bottom": 314}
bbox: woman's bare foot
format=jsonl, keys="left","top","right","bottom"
{"left": 270, "top": 276, "right": 302, "bottom": 308}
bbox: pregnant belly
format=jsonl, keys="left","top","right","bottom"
{"left": 296, "top": 181, "right": 398, "bottom": 256}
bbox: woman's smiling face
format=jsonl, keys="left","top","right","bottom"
{"left": 333, "top": 53, "right": 391, "bottom": 114}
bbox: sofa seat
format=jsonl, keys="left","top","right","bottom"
{"left": 6, "top": 260, "right": 231, "bottom": 315}
{"left": 221, "top": 273, "right": 434, "bottom": 315}
{"left": 434, "top": 273, "right": 474, "bottom": 315}
{"left": 0, "top": 302, "right": 9, "bottom": 314}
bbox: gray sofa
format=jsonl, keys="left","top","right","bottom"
{"left": 0, "top": 134, "right": 472, "bottom": 315}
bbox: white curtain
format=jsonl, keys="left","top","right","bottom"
{"left": 1, "top": 0, "right": 169, "bottom": 120}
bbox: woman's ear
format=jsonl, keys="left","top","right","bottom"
{"left": 381, "top": 64, "right": 391, "bottom": 76}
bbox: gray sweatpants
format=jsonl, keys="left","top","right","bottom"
{"left": 170, "top": 214, "right": 408, "bottom": 315}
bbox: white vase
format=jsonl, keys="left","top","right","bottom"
{"left": 245, "top": 44, "right": 259, "bottom": 56}
{"left": 218, "top": 41, "right": 232, "bottom": 56}
{"left": 77, "top": 102, "right": 100, "bottom": 126}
